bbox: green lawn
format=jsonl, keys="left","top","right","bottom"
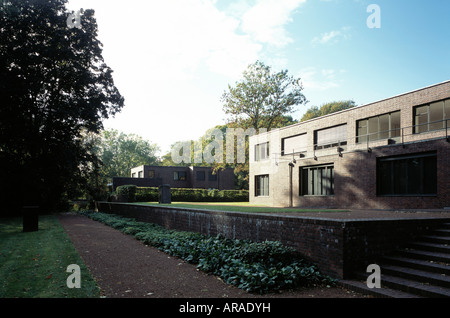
{"left": 0, "top": 215, "right": 100, "bottom": 298}
{"left": 136, "top": 201, "right": 350, "bottom": 213}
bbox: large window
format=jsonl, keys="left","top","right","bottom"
{"left": 255, "top": 142, "right": 270, "bottom": 161}
{"left": 414, "top": 99, "right": 450, "bottom": 133}
{"left": 255, "top": 175, "right": 269, "bottom": 197}
{"left": 357, "top": 111, "right": 401, "bottom": 143}
{"left": 300, "top": 164, "right": 334, "bottom": 196}
{"left": 314, "top": 125, "right": 347, "bottom": 150}
{"left": 377, "top": 152, "right": 437, "bottom": 196}
{"left": 174, "top": 171, "right": 187, "bottom": 181}
{"left": 282, "top": 133, "right": 307, "bottom": 155}
{"left": 196, "top": 171, "right": 205, "bottom": 181}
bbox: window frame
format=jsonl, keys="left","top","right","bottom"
{"left": 413, "top": 98, "right": 450, "bottom": 134}
{"left": 314, "top": 124, "right": 347, "bottom": 150}
{"left": 376, "top": 152, "right": 437, "bottom": 196}
{"left": 356, "top": 110, "right": 401, "bottom": 143}
{"left": 255, "top": 142, "right": 270, "bottom": 161}
{"left": 255, "top": 175, "right": 270, "bottom": 197}
{"left": 174, "top": 171, "right": 187, "bottom": 181}
{"left": 299, "top": 164, "right": 335, "bottom": 196}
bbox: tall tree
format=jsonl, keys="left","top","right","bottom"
{"left": 0, "top": 0, "right": 124, "bottom": 214}
{"left": 99, "top": 129, "right": 160, "bottom": 180}
{"left": 221, "top": 60, "right": 307, "bottom": 131}
{"left": 300, "top": 100, "right": 356, "bottom": 122}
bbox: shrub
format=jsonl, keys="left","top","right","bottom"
{"left": 133, "top": 187, "right": 249, "bottom": 203}
{"left": 116, "top": 185, "right": 137, "bottom": 202}
{"left": 79, "top": 211, "right": 335, "bottom": 294}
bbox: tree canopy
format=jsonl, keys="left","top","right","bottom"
{"left": 221, "top": 60, "right": 307, "bottom": 131}
{"left": 300, "top": 100, "right": 356, "bottom": 122}
{"left": 0, "top": 0, "right": 124, "bottom": 214}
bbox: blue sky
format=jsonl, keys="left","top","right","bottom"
{"left": 67, "top": 0, "right": 450, "bottom": 155}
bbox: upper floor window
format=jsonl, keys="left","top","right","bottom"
{"left": 282, "top": 133, "right": 307, "bottom": 156}
{"left": 314, "top": 124, "right": 347, "bottom": 150}
{"left": 196, "top": 171, "right": 205, "bottom": 181}
{"left": 414, "top": 98, "right": 450, "bottom": 134}
{"left": 255, "top": 142, "right": 270, "bottom": 161}
{"left": 357, "top": 111, "right": 401, "bottom": 143}
{"left": 174, "top": 171, "right": 187, "bottom": 181}
{"left": 148, "top": 170, "right": 155, "bottom": 179}
{"left": 138, "top": 171, "right": 143, "bottom": 178}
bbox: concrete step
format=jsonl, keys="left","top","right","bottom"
{"left": 383, "top": 255, "right": 450, "bottom": 275}
{"left": 381, "top": 264, "right": 450, "bottom": 288}
{"left": 339, "top": 280, "right": 421, "bottom": 298}
{"left": 353, "top": 271, "right": 450, "bottom": 298}
{"left": 422, "top": 235, "right": 450, "bottom": 244}
{"left": 433, "top": 229, "right": 450, "bottom": 237}
{"left": 398, "top": 249, "right": 450, "bottom": 264}
{"left": 408, "top": 242, "right": 450, "bottom": 254}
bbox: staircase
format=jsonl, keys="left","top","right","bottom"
{"left": 341, "top": 222, "right": 450, "bottom": 298}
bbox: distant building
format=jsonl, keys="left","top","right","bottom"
{"left": 249, "top": 80, "right": 450, "bottom": 209}
{"left": 112, "top": 165, "right": 235, "bottom": 191}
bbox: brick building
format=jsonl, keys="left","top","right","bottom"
{"left": 112, "top": 165, "right": 235, "bottom": 191}
{"left": 249, "top": 80, "right": 450, "bottom": 209}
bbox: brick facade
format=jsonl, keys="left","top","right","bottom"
{"left": 113, "top": 165, "right": 235, "bottom": 191}
{"left": 250, "top": 80, "right": 450, "bottom": 209}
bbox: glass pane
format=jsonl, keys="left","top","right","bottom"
{"left": 423, "top": 156, "right": 437, "bottom": 194}
{"left": 407, "top": 158, "right": 421, "bottom": 194}
{"left": 316, "top": 125, "right": 347, "bottom": 147}
{"left": 393, "top": 160, "right": 407, "bottom": 194}
{"left": 301, "top": 169, "right": 309, "bottom": 195}
{"left": 378, "top": 161, "right": 392, "bottom": 195}
{"left": 379, "top": 114, "right": 389, "bottom": 139}
{"left": 414, "top": 105, "right": 429, "bottom": 133}
{"left": 368, "top": 117, "right": 379, "bottom": 141}
{"left": 429, "top": 101, "right": 444, "bottom": 131}
{"left": 357, "top": 120, "right": 368, "bottom": 143}
{"left": 284, "top": 134, "right": 307, "bottom": 155}
{"left": 390, "top": 111, "right": 401, "bottom": 138}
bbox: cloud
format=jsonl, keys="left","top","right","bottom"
{"left": 299, "top": 67, "right": 346, "bottom": 91}
{"left": 240, "top": 0, "right": 307, "bottom": 47}
{"left": 311, "top": 26, "right": 351, "bottom": 46}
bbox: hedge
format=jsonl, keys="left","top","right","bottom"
{"left": 133, "top": 187, "right": 249, "bottom": 203}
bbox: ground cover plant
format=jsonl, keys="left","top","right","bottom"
{"left": 0, "top": 215, "right": 100, "bottom": 298}
{"left": 80, "top": 211, "right": 336, "bottom": 294}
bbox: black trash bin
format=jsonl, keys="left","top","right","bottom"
{"left": 23, "top": 206, "right": 39, "bottom": 232}
{"left": 159, "top": 185, "right": 171, "bottom": 204}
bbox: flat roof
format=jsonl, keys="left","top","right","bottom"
{"left": 254, "top": 79, "right": 450, "bottom": 136}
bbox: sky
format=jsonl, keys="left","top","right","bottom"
{"left": 66, "top": 0, "right": 450, "bottom": 156}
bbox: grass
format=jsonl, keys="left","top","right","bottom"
{"left": 0, "top": 215, "right": 100, "bottom": 298}
{"left": 135, "top": 201, "right": 350, "bottom": 213}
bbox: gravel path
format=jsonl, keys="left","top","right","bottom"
{"left": 57, "top": 212, "right": 367, "bottom": 299}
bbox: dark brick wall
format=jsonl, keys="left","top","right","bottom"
{"left": 95, "top": 202, "right": 448, "bottom": 279}
{"left": 113, "top": 166, "right": 235, "bottom": 191}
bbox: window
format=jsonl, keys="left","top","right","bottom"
{"left": 377, "top": 152, "right": 437, "bottom": 196}
{"left": 208, "top": 172, "right": 217, "bottom": 181}
{"left": 131, "top": 173, "right": 136, "bottom": 178}
{"left": 414, "top": 98, "right": 450, "bottom": 133}
{"left": 357, "top": 111, "right": 401, "bottom": 143}
{"left": 174, "top": 171, "right": 187, "bottom": 181}
{"left": 314, "top": 125, "right": 347, "bottom": 150}
{"left": 300, "top": 164, "right": 334, "bottom": 196}
{"left": 255, "top": 142, "right": 270, "bottom": 161}
{"left": 196, "top": 171, "right": 205, "bottom": 181}
{"left": 255, "top": 175, "right": 269, "bottom": 197}
{"left": 138, "top": 171, "right": 143, "bottom": 178}
{"left": 148, "top": 170, "right": 155, "bottom": 179}
{"left": 282, "top": 134, "right": 307, "bottom": 155}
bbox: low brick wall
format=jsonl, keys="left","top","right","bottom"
{"left": 95, "top": 202, "right": 448, "bottom": 279}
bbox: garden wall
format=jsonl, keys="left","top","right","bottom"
{"left": 95, "top": 202, "right": 448, "bottom": 279}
